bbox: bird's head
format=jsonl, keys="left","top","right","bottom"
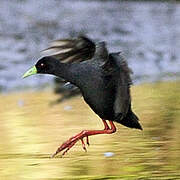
{"left": 22, "top": 57, "right": 56, "bottom": 78}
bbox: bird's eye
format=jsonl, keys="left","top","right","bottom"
{"left": 41, "top": 63, "right": 45, "bottom": 67}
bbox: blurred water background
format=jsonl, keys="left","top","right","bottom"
{"left": 0, "top": 0, "right": 180, "bottom": 179}
{"left": 0, "top": 0, "right": 180, "bottom": 92}
{"left": 0, "top": 82, "right": 180, "bottom": 179}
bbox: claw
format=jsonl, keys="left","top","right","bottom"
{"left": 86, "top": 136, "right": 90, "bottom": 146}
{"left": 62, "top": 141, "right": 76, "bottom": 156}
{"left": 51, "top": 153, "right": 56, "bottom": 158}
{"left": 81, "top": 138, "right": 87, "bottom": 152}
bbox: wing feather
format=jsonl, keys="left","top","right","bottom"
{"left": 41, "top": 36, "right": 96, "bottom": 63}
{"left": 108, "top": 53, "right": 133, "bottom": 119}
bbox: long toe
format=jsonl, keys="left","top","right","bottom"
{"left": 86, "top": 136, "right": 90, "bottom": 146}
{"left": 81, "top": 138, "right": 87, "bottom": 152}
{"left": 51, "top": 132, "right": 85, "bottom": 157}
{"left": 51, "top": 139, "right": 77, "bottom": 157}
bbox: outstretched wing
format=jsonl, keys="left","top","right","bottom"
{"left": 109, "top": 53, "right": 133, "bottom": 119}
{"left": 41, "top": 36, "right": 96, "bottom": 63}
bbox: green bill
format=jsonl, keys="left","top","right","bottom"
{"left": 22, "top": 66, "right": 37, "bottom": 78}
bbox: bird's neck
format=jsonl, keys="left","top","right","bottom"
{"left": 52, "top": 59, "right": 79, "bottom": 85}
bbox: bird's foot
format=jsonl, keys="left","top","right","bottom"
{"left": 51, "top": 120, "right": 116, "bottom": 158}
{"left": 51, "top": 131, "right": 90, "bottom": 158}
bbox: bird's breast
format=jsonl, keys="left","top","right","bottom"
{"left": 81, "top": 78, "right": 115, "bottom": 120}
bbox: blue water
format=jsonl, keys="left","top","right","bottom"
{"left": 0, "top": 0, "right": 179, "bottom": 91}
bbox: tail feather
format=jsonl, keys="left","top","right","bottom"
{"left": 118, "top": 108, "right": 143, "bottom": 130}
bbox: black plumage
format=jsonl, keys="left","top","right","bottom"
{"left": 23, "top": 36, "right": 142, "bottom": 157}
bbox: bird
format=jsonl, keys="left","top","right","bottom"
{"left": 22, "top": 36, "right": 142, "bottom": 157}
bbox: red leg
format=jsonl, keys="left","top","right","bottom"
{"left": 102, "top": 119, "right": 110, "bottom": 130}
{"left": 51, "top": 119, "right": 116, "bottom": 157}
{"left": 86, "top": 120, "right": 109, "bottom": 146}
